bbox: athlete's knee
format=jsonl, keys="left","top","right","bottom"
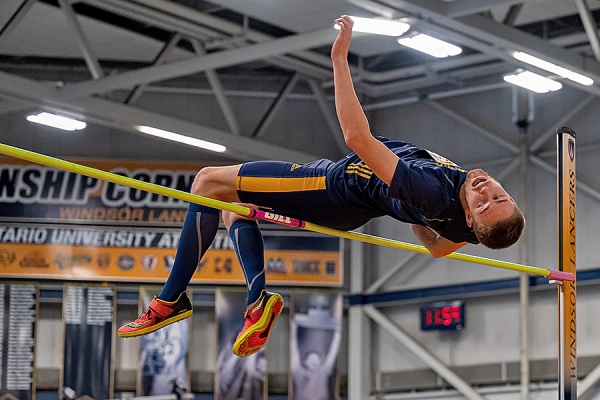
{"left": 191, "top": 165, "right": 240, "bottom": 200}
{"left": 192, "top": 167, "right": 225, "bottom": 197}
{"left": 222, "top": 210, "right": 256, "bottom": 230}
{"left": 222, "top": 203, "right": 259, "bottom": 230}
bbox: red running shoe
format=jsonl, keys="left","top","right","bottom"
{"left": 117, "top": 292, "right": 193, "bottom": 338}
{"left": 232, "top": 290, "right": 284, "bottom": 357}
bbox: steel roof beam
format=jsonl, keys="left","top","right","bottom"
{"left": 0, "top": 70, "right": 317, "bottom": 163}
{"left": 0, "top": 0, "right": 36, "bottom": 47}
{"left": 191, "top": 39, "right": 241, "bottom": 136}
{"left": 574, "top": 0, "right": 600, "bottom": 62}
{"left": 86, "top": 0, "right": 343, "bottom": 74}
{"left": 443, "top": 0, "right": 523, "bottom": 18}
{"left": 308, "top": 79, "right": 348, "bottom": 156}
{"left": 375, "top": 0, "right": 600, "bottom": 95}
{"left": 57, "top": 0, "right": 104, "bottom": 80}
{"left": 502, "top": 4, "right": 523, "bottom": 26}
{"left": 126, "top": 32, "right": 182, "bottom": 105}
{"left": 252, "top": 73, "right": 300, "bottom": 139}
{"left": 58, "top": 27, "right": 339, "bottom": 99}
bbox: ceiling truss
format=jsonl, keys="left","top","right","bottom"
{"left": 0, "top": 0, "right": 599, "bottom": 162}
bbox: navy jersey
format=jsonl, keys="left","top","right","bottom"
{"left": 237, "top": 137, "right": 478, "bottom": 244}
{"left": 326, "top": 137, "right": 478, "bottom": 244}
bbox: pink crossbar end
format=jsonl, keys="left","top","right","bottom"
{"left": 547, "top": 270, "right": 575, "bottom": 281}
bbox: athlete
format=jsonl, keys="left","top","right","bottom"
{"left": 118, "top": 16, "right": 525, "bottom": 356}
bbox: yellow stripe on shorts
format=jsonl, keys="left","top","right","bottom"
{"left": 237, "top": 176, "right": 326, "bottom": 192}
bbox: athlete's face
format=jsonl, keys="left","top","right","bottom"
{"left": 464, "top": 169, "right": 516, "bottom": 227}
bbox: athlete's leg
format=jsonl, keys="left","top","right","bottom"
{"left": 118, "top": 165, "right": 242, "bottom": 338}
{"left": 158, "top": 165, "right": 242, "bottom": 301}
{"left": 223, "top": 209, "right": 283, "bottom": 357}
{"left": 222, "top": 210, "right": 266, "bottom": 306}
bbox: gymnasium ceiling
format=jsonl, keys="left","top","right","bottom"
{"left": 1, "top": 0, "right": 600, "bottom": 162}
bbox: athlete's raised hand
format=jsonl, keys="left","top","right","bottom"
{"left": 331, "top": 15, "right": 354, "bottom": 61}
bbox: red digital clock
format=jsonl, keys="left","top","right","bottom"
{"left": 420, "top": 300, "right": 465, "bottom": 331}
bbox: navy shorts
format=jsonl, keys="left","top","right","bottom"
{"left": 236, "top": 159, "right": 364, "bottom": 230}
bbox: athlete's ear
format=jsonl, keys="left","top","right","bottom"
{"left": 465, "top": 209, "right": 473, "bottom": 228}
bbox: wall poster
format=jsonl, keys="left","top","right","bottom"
{"left": 290, "top": 292, "right": 342, "bottom": 400}
{"left": 61, "top": 284, "right": 115, "bottom": 400}
{"left": 138, "top": 286, "right": 190, "bottom": 397}
{"left": 0, "top": 282, "right": 38, "bottom": 400}
{"left": 215, "top": 289, "right": 267, "bottom": 400}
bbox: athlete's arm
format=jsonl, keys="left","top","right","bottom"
{"left": 410, "top": 224, "right": 468, "bottom": 258}
{"left": 332, "top": 16, "right": 399, "bottom": 185}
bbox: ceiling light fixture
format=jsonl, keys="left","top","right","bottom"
{"left": 397, "top": 34, "right": 462, "bottom": 58}
{"left": 334, "top": 16, "right": 410, "bottom": 36}
{"left": 512, "top": 51, "right": 593, "bottom": 86}
{"left": 503, "top": 70, "right": 563, "bottom": 93}
{"left": 26, "top": 112, "right": 87, "bottom": 131}
{"left": 136, "top": 125, "right": 227, "bottom": 153}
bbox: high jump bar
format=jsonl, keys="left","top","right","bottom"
{"left": 0, "top": 142, "right": 573, "bottom": 281}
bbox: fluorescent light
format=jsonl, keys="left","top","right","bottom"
{"left": 136, "top": 125, "right": 226, "bottom": 153}
{"left": 26, "top": 112, "right": 86, "bottom": 131}
{"left": 334, "top": 16, "right": 409, "bottom": 36}
{"left": 512, "top": 51, "right": 594, "bottom": 86}
{"left": 504, "top": 70, "right": 563, "bottom": 93}
{"left": 397, "top": 34, "right": 462, "bottom": 58}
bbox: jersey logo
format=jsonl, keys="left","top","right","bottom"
{"left": 425, "top": 150, "right": 464, "bottom": 171}
{"left": 290, "top": 163, "right": 302, "bottom": 172}
{"left": 345, "top": 163, "right": 372, "bottom": 179}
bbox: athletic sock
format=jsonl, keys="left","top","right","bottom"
{"left": 158, "top": 203, "right": 220, "bottom": 302}
{"left": 229, "top": 219, "right": 266, "bottom": 306}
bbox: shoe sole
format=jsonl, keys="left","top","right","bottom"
{"left": 232, "top": 294, "right": 284, "bottom": 357}
{"left": 117, "top": 310, "right": 193, "bottom": 338}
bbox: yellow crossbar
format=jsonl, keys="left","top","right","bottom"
{"left": 0, "top": 142, "right": 573, "bottom": 281}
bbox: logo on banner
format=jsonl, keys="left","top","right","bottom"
{"left": 117, "top": 254, "right": 135, "bottom": 271}
{"left": 292, "top": 260, "right": 320, "bottom": 274}
{"left": 266, "top": 257, "right": 286, "bottom": 274}
{"left": 55, "top": 254, "right": 92, "bottom": 269}
{"left": 141, "top": 255, "right": 158, "bottom": 271}
{"left": 97, "top": 253, "right": 110, "bottom": 269}
{"left": 0, "top": 249, "right": 16, "bottom": 267}
{"left": 164, "top": 255, "right": 175, "bottom": 272}
{"left": 20, "top": 252, "right": 50, "bottom": 269}
{"left": 325, "top": 261, "right": 337, "bottom": 275}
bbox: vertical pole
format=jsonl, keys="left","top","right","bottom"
{"left": 557, "top": 126, "right": 577, "bottom": 399}
{"left": 348, "top": 229, "right": 370, "bottom": 400}
{"left": 519, "top": 131, "right": 530, "bottom": 400}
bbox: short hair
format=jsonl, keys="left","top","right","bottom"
{"left": 472, "top": 206, "right": 525, "bottom": 249}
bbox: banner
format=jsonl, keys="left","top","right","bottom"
{"left": 290, "top": 292, "right": 342, "bottom": 400}
{"left": 0, "top": 157, "right": 207, "bottom": 226}
{"left": 0, "top": 224, "right": 342, "bottom": 286}
{"left": 138, "top": 286, "right": 189, "bottom": 397}
{"left": 215, "top": 289, "right": 267, "bottom": 400}
{"left": 0, "top": 283, "right": 37, "bottom": 400}
{"left": 61, "top": 284, "right": 115, "bottom": 400}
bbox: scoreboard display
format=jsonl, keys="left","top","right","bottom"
{"left": 420, "top": 300, "right": 465, "bottom": 331}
